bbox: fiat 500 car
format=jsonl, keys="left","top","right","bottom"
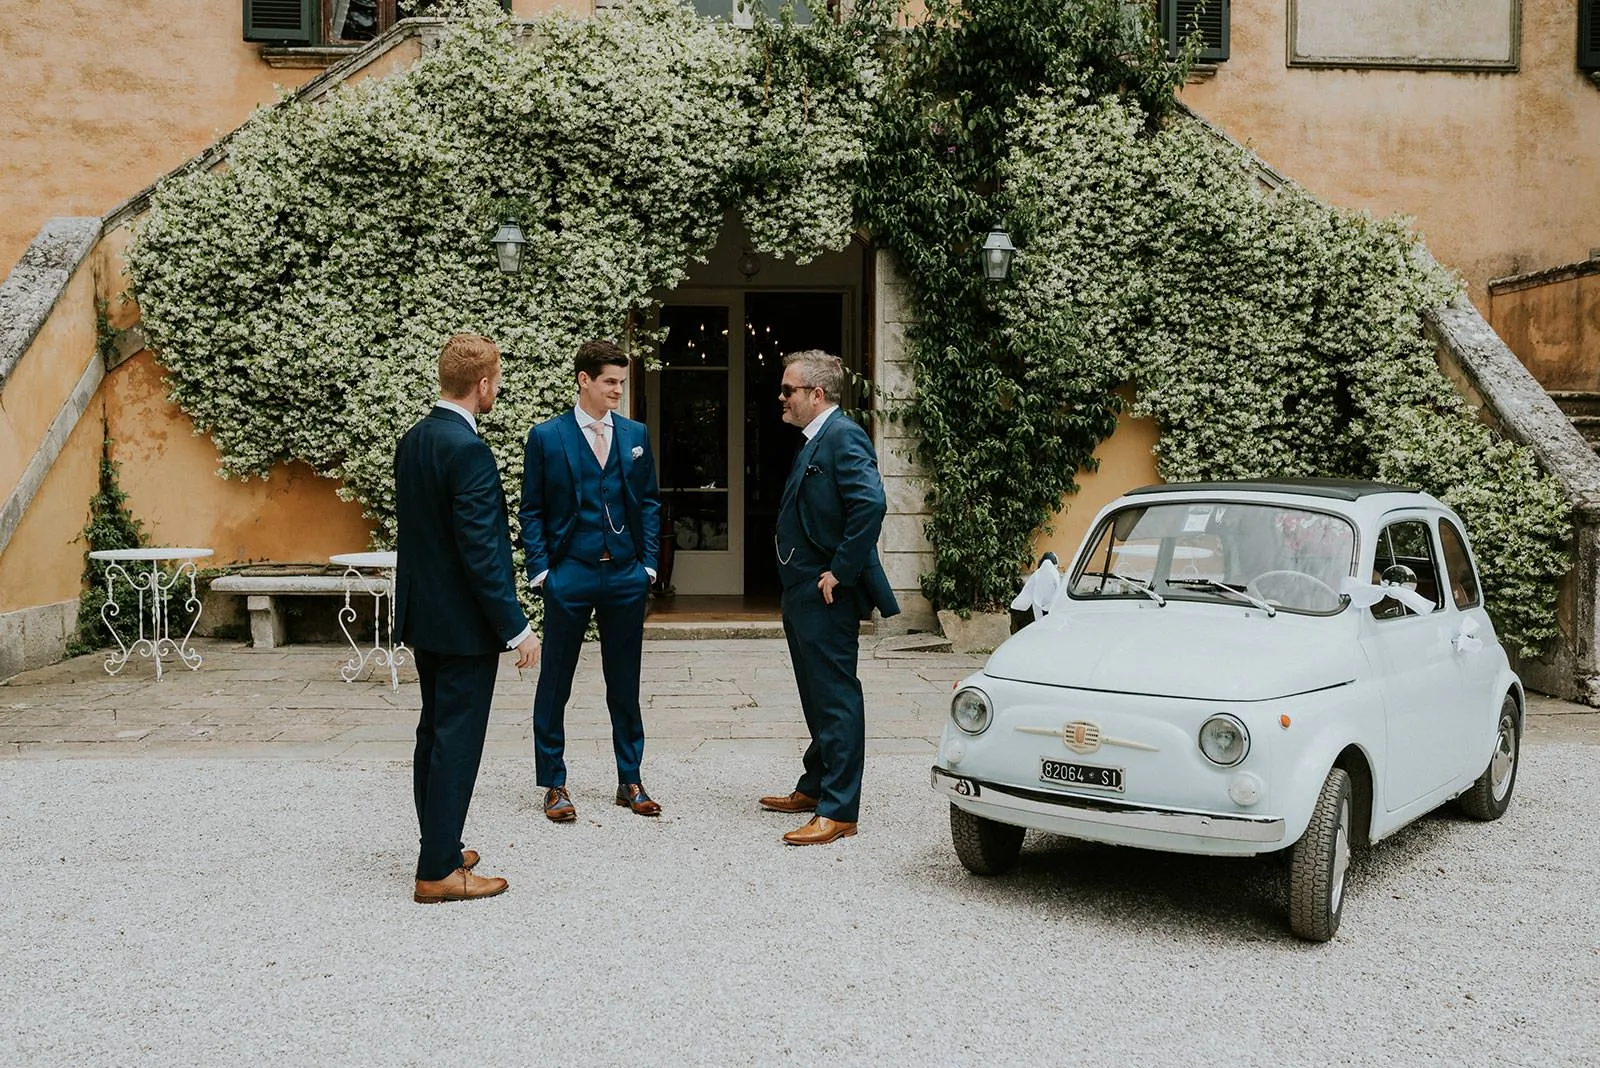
{"left": 931, "top": 479, "right": 1522, "bottom": 942}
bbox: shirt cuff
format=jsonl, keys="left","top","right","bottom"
{"left": 645, "top": 567, "right": 657, "bottom": 581}
{"left": 506, "top": 625, "right": 532, "bottom": 650}
{"left": 530, "top": 570, "right": 548, "bottom": 589}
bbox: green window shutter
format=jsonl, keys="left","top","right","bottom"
{"left": 1164, "top": 0, "right": 1229, "bottom": 63}
{"left": 1583, "top": 1, "right": 1600, "bottom": 71}
{"left": 244, "top": 0, "right": 316, "bottom": 43}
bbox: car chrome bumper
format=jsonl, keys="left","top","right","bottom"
{"left": 931, "top": 766, "right": 1285, "bottom": 844}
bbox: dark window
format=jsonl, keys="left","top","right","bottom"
{"left": 1162, "top": 0, "right": 1229, "bottom": 63}
{"left": 1371, "top": 519, "right": 1444, "bottom": 620}
{"left": 1439, "top": 519, "right": 1482, "bottom": 610}
{"left": 689, "top": 0, "right": 824, "bottom": 26}
{"left": 1583, "top": 1, "right": 1600, "bottom": 72}
{"left": 245, "top": 0, "right": 510, "bottom": 46}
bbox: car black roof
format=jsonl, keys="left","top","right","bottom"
{"left": 1124, "top": 477, "right": 1422, "bottom": 502}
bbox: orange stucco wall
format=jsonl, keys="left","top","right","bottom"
{"left": 0, "top": 1, "right": 576, "bottom": 281}
{"left": 1489, "top": 268, "right": 1600, "bottom": 391}
{"left": 0, "top": 265, "right": 99, "bottom": 503}
{"left": 0, "top": 386, "right": 103, "bottom": 616}
{"left": 1181, "top": 0, "right": 1600, "bottom": 311}
{"left": 100, "top": 350, "right": 375, "bottom": 565}
{"left": 1032, "top": 390, "right": 1162, "bottom": 567}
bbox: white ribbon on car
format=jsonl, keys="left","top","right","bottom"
{"left": 1011, "top": 557, "right": 1061, "bottom": 620}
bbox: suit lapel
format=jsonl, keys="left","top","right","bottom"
{"left": 558, "top": 411, "right": 585, "bottom": 487}
{"left": 781, "top": 411, "right": 834, "bottom": 513}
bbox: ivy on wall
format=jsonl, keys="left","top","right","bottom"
{"left": 68, "top": 430, "right": 148, "bottom": 656}
{"left": 127, "top": 0, "right": 879, "bottom": 543}
{"left": 125, "top": 0, "right": 1571, "bottom": 654}
{"left": 998, "top": 92, "right": 1569, "bottom": 654}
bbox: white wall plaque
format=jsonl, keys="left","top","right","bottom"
{"left": 1288, "top": 0, "right": 1519, "bottom": 71}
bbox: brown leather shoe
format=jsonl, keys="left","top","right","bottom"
{"left": 759, "top": 790, "right": 819, "bottom": 813}
{"left": 414, "top": 867, "right": 508, "bottom": 904}
{"left": 544, "top": 786, "right": 576, "bottom": 822}
{"left": 460, "top": 849, "right": 480, "bottom": 871}
{"left": 615, "top": 782, "right": 661, "bottom": 816}
{"left": 782, "top": 816, "right": 858, "bottom": 846}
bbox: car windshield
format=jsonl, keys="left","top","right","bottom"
{"left": 1068, "top": 501, "right": 1357, "bottom": 614}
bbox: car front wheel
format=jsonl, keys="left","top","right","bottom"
{"left": 1457, "top": 694, "right": 1520, "bottom": 822}
{"left": 949, "top": 804, "right": 1025, "bottom": 875}
{"left": 1289, "top": 766, "right": 1353, "bottom": 943}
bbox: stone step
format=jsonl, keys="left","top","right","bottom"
{"left": 1547, "top": 390, "right": 1600, "bottom": 418}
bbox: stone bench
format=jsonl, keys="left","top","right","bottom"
{"left": 210, "top": 574, "right": 389, "bottom": 649}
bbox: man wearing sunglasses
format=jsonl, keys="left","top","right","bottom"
{"left": 762, "top": 350, "right": 899, "bottom": 845}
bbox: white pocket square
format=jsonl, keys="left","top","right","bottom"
{"left": 630, "top": 445, "right": 644, "bottom": 459}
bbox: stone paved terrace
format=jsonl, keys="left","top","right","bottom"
{"left": 0, "top": 637, "right": 998, "bottom": 760}
{"left": 2, "top": 637, "right": 1596, "bottom": 758}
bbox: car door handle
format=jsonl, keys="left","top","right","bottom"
{"left": 1452, "top": 619, "right": 1483, "bottom": 655}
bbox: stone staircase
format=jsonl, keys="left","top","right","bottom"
{"left": 1548, "top": 391, "right": 1600, "bottom": 451}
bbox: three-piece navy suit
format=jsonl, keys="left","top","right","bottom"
{"left": 518, "top": 411, "right": 662, "bottom": 787}
{"left": 776, "top": 408, "right": 900, "bottom": 823}
{"left": 394, "top": 406, "right": 528, "bottom": 882}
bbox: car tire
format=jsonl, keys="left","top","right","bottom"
{"left": 1289, "top": 766, "right": 1353, "bottom": 943}
{"left": 1457, "top": 694, "right": 1520, "bottom": 822}
{"left": 949, "top": 804, "right": 1024, "bottom": 875}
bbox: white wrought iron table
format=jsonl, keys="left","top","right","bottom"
{"left": 330, "top": 551, "right": 406, "bottom": 690}
{"left": 87, "top": 546, "right": 214, "bottom": 678}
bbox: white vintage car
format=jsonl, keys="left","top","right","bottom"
{"left": 931, "top": 479, "right": 1523, "bottom": 941}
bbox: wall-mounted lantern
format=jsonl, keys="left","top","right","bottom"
{"left": 980, "top": 225, "right": 1016, "bottom": 281}
{"left": 490, "top": 219, "right": 527, "bottom": 274}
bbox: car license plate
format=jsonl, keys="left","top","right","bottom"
{"left": 1040, "top": 757, "right": 1123, "bottom": 793}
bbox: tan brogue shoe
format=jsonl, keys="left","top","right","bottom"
{"left": 782, "top": 816, "right": 857, "bottom": 846}
{"left": 544, "top": 786, "right": 576, "bottom": 822}
{"left": 413, "top": 867, "right": 508, "bottom": 904}
{"left": 461, "top": 849, "right": 480, "bottom": 871}
{"left": 759, "top": 790, "right": 819, "bottom": 813}
{"left": 615, "top": 782, "right": 661, "bottom": 816}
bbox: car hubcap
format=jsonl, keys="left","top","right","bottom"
{"left": 1330, "top": 796, "right": 1351, "bottom": 915}
{"left": 1490, "top": 715, "right": 1516, "bottom": 801}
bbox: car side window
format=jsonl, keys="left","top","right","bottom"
{"left": 1371, "top": 519, "right": 1445, "bottom": 620}
{"left": 1438, "top": 519, "right": 1481, "bottom": 609}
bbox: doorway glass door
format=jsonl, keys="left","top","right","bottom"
{"left": 653, "top": 302, "right": 744, "bottom": 594}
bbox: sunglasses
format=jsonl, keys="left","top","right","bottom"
{"left": 779, "top": 383, "right": 818, "bottom": 398}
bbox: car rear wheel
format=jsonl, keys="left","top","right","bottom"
{"left": 1289, "top": 766, "right": 1352, "bottom": 943}
{"left": 1457, "top": 694, "right": 1520, "bottom": 822}
{"left": 949, "top": 804, "right": 1025, "bottom": 875}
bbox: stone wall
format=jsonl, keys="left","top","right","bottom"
{"left": 1427, "top": 295, "right": 1600, "bottom": 704}
{"left": 1487, "top": 259, "right": 1600, "bottom": 392}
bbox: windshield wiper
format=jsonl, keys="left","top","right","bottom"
{"left": 1098, "top": 571, "right": 1165, "bottom": 606}
{"left": 1168, "top": 578, "right": 1276, "bottom": 617}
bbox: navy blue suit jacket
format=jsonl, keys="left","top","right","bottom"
{"left": 517, "top": 411, "right": 662, "bottom": 580}
{"left": 778, "top": 409, "right": 900, "bottom": 620}
{"left": 393, "top": 407, "right": 528, "bottom": 655}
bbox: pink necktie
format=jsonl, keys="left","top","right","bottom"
{"left": 589, "top": 422, "right": 608, "bottom": 466}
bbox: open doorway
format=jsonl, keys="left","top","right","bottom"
{"left": 646, "top": 290, "right": 849, "bottom": 604}
{"left": 742, "top": 292, "right": 845, "bottom": 597}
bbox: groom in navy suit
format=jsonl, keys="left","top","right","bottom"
{"left": 519, "top": 340, "right": 663, "bottom": 823}
{"left": 761, "top": 350, "right": 900, "bottom": 845}
{"left": 395, "top": 333, "right": 540, "bottom": 904}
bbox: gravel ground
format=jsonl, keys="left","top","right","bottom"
{"left": 3, "top": 744, "right": 1597, "bottom": 1067}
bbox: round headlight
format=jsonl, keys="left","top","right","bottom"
{"left": 1198, "top": 714, "right": 1250, "bottom": 766}
{"left": 951, "top": 687, "right": 992, "bottom": 735}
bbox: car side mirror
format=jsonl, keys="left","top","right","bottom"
{"left": 1381, "top": 564, "right": 1419, "bottom": 591}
